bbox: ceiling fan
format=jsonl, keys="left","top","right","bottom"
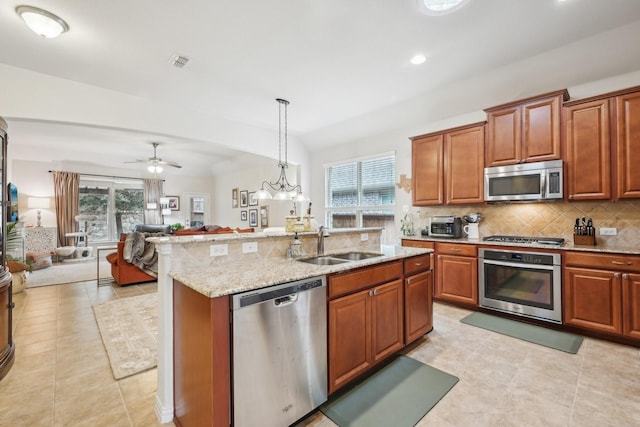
{"left": 126, "top": 142, "right": 182, "bottom": 172}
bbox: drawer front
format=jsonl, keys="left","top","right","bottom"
{"left": 565, "top": 251, "right": 640, "bottom": 272}
{"left": 436, "top": 242, "right": 477, "bottom": 257}
{"left": 404, "top": 254, "right": 431, "bottom": 276}
{"left": 329, "top": 261, "right": 403, "bottom": 299}
{"left": 401, "top": 240, "right": 435, "bottom": 249}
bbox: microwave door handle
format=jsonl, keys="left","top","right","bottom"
{"left": 540, "top": 172, "right": 546, "bottom": 198}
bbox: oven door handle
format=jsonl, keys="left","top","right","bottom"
{"left": 481, "top": 259, "right": 557, "bottom": 271}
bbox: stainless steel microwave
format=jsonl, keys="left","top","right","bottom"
{"left": 484, "top": 160, "right": 563, "bottom": 202}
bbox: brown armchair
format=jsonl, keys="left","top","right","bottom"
{"left": 106, "top": 234, "right": 156, "bottom": 286}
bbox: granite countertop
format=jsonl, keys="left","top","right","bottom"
{"left": 148, "top": 227, "right": 384, "bottom": 244}
{"left": 169, "top": 245, "right": 431, "bottom": 298}
{"left": 401, "top": 235, "right": 640, "bottom": 255}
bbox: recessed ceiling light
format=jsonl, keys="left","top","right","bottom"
{"left": 417, "top": 0, "right": 471, "bottom": 16}
{"left": 410, "top": 54, "right": 427, "bottom": 65}
{"left": 16, "top": 5, "right": 69, "bottom": 38}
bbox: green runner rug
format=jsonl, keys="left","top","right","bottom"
{"left": 461, "top": 312, "right": 583, "bottom": 354}
{"left": 320, "top": 355, "right": 458, "bottom": 427}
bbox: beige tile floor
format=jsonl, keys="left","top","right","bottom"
{"left": 3, "top": 280, "right": 640, "bottom": 426}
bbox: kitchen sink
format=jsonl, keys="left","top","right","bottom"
{"left": 330, "top": 252, "right": 384, "bottom": 261}
{"left": 298, "top": 252, "right": 384, "bottom": 265}
{"left": 299, "top": 256, "right": 350, "bottom": 265}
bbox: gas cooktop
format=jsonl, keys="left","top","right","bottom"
{"left": 482, "top": 235, "right": 565, "bottom": 246}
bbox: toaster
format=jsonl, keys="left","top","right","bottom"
{"left": 429, "top": 216, "right": 463, "bottom": 238}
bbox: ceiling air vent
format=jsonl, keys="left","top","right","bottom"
{"left": 170, "top": 54, "right": 190, "bottom": 68}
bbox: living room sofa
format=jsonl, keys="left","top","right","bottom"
{"left": 106, "top": 224, "right": 171, "bottom": 286}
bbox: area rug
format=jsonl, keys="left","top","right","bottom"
{"left": 93, "top": 292, "right": 158, "bottom": 380}
{"left": 320, "top": 355, "right": 459, "bottom": 427}
{"left": 27, "top": 260, "right": 112, "bottom": 288}
{"left": 461, "top": 312, "right": 583, "bottom": 354}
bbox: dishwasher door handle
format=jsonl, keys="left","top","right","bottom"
{"left": 274, "top": 293, "right": 299, "bottom": 306}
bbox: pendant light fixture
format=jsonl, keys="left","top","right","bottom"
{"left": 16, "top": 5, "right": 69, "bottom": 39}
{"left": 255, "top": 99, "right": 304, "bottom": 201}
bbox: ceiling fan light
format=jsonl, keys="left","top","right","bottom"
{"left": 148, "top": 164, "right": 163, "bottom": 173}
{"left": 16, "top": 5, "right": 69, "bottom": 38}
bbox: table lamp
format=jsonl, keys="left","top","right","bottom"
{"left": 28, "top": 197, "right": 50, "bottom": 227}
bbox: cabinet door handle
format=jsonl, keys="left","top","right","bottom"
{"left": 614, "top": 273, "right": 621, "bottom": 278}
{"left": 415, "top": 262, "right": 422, "bottom": 266}
{"left": 612, "top": 261, "right": 625, "bottom": 265}
{"left": 369, "top": 289, "right": 374, "bottom": 296}
{"left": 568, "top": 195, "right": 574, "bottom": 200}
{"left": 450, "top": 248, "right": 462, "bottom": 252}
{"left": 623, "top": 274, "right": 629, "bottom": 279}
{"left": 9, "top": 302, "right": 15, "bottom": 309}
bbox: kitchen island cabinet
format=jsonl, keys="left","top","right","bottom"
{"left": 411, "top": 122, "right": 485, "bottom": 206}
{"left": 404, "top": 254, "right": 433, "bottom": 344}
{"left": 328, "top": 260, "right": 404, "bottom": 393}
{"left": 564, "top": 251, "right": 640, "bottom": 340}
{"left": 484, "top": 89, "right": 568, "bottom": 167}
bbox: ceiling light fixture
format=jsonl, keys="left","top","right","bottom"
{"left": 410, "top": 54, "right": 427, "bottom": 65}
{"left": 16, "top": 5, "right": 69, "bottom": 38}
{"left": 255, "top": 99, "right": 304, "bottom": 201}
{"left": 148, "top": 164, "right": 163, "bottom": 174}
{"left": 417, "top": 0, "right": 471, "bottom": 16}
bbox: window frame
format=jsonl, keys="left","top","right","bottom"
{"left": 324, "top": 151, "right": 396, "bottom": 229}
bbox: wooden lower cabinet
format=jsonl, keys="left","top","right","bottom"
{"left": 563, "top": 251, "right": 640, "bottom": 340}
{"left": 563, "top": 267, "right": 622, "bottom": 334}
{"left": 405, "top": 270, "right": 433, "bottom": 344}
{"left": 435, "top": 243, "right": 478, "bottom": 306}
{"left": 173, "top": 280, "right": 230, "bottom": 427}
{"left": 623, "top": 273, "right": 640, "bottom": 339}
{"left": 328, "top": 278, "right": 404, "bottom": 394}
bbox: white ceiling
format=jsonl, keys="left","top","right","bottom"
{"left": 2, "top": 0, "right": 640, "bottom": 176}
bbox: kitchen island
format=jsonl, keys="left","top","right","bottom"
{"left": 148, "top": 228, "right": 431, "bottom": 425}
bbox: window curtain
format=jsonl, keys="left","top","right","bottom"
{"left": 52, "top": 171, "right": 79, "bottom": 247}
{"left": 144, "top": 178, "right": 163, "bottom": 225}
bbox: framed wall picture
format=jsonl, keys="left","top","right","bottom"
{"left": 249, "top": 191, "right": 258, "bottom": 206}
{"left": 241, "top": 210, "right": 247, "bottom": 221}
{"left": 240, "top": 190, "right": 248, "bottom": 208}
{"left": 260, "top": 205, "right": 269, "bottom": 228}
{"left": 249, "top": 209, "right": 258, "bottom": 227}
{"left": 166, "top": 196, "right": 180, "bottom": 211}
{"left": 232, "top": 188, "right": 239, "bottom": 208}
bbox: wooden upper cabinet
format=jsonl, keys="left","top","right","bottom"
{"left": 411, "top": 134, "right": 443, "bottom": 205}
{"left": 485, "top": 89, "right": 568, "bottom": 167}
{"left": 616, "top": 91, "right": 640, "bottom": 199}
{"left": 445, "top": 125, "right": 485, "bottom": 204}
{"left": 411, "top": 122, "right": 484, "bottom": 206}
{"left": 564, "top": 98, "right": 612, "bottom": 201}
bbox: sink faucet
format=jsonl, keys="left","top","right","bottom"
{"left": 317, "top": 225, "right": 330, "bottom": 255}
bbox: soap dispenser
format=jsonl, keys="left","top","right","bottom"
{"left": 290, "top": 232, "right": 303, "bottom": 258}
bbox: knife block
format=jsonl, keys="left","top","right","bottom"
{"left": 573, "top": 234, "right": 595, "bottom": 246}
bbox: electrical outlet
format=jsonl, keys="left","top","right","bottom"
{"left": 242, "top": 242, "right": 258, "bottom": 253}
{"left": 360, "top": 233, "right": 369, "bottom": 241}
{"left": 599, "top": 227, "right": 617, "bottom": 236}
{"left": 210, "top": 244, "right": 229, "bottom": 256}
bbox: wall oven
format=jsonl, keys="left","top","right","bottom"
{"left": 478, "top": 248, "right": 562, "bottom": 323}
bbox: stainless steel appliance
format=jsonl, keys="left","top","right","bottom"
{"left": 484, "top": 160, "right": 563, "bottom": 202}
{"left": 479, "top": 248, "right": 562, "bottom": 323}
{"left": 430, "top": 216, "right": 463, "bottom": 238}
{"left": 482, "top": 235, "right": 565, "bottom": 246}
{"left": 232, "top": 276, "right": 327, "bottom": 427}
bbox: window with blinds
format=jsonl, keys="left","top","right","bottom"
{"left": 325, "top": 154, "right": 395, "bottom": 237}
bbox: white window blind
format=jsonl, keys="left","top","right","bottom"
{"left": 325, "top": 154, "right": 395, "bottom": 234}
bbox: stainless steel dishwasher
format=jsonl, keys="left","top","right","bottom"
{"left": 232, "top": 276, "right": 327, "bottom": 427}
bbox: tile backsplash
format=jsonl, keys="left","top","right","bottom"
{"left": 410, "top": 200, "right": 640, "bottom": 248}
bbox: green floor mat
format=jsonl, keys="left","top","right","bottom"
{"left": 320, "top": 355, "right": 458, "bottom": 427}
{"left": 461, "top": 312, "right": 583, "bottom": 354}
